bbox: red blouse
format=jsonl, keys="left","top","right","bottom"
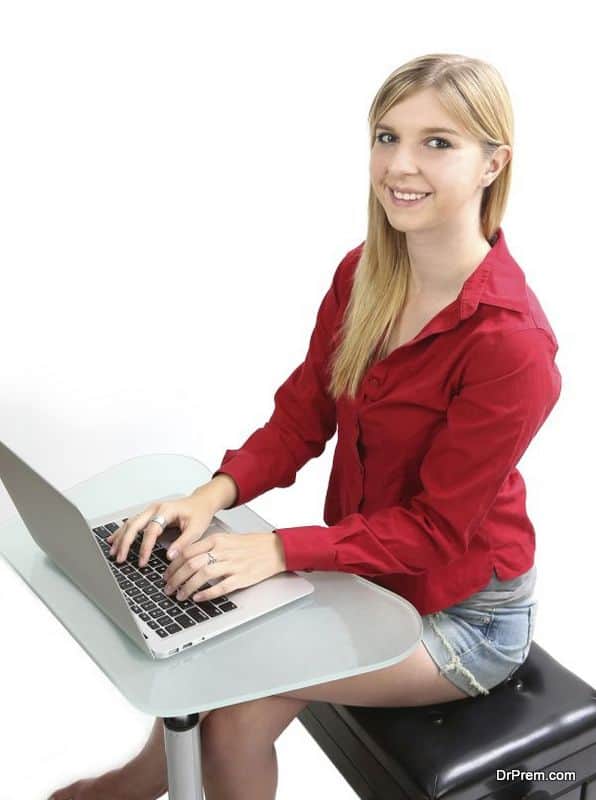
{"left": 213, "top": 227, "right": 562, "bottom": 615}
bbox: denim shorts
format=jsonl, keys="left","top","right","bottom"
{"left": 420, "top": 600, "right": 537, "bottom": 697}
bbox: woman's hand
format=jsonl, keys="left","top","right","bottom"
{"left": 106, "top": 492, "right": 218, "bottom": 567}
{"left": 163, "top": 531, "right": 287, "bottom": 603}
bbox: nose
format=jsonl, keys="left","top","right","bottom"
{"left": 385, "top": 145, "right": 421, "bottom": 174}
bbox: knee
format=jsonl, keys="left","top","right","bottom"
{"left": 201, "top": 703, "right": 272, "bottom": 767}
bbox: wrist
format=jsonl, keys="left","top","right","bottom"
{"left": 271, "top": 531, "right": 287, "bottom": 572}
{"left": 191, "top": 473, "right": 238, "bottom": 512}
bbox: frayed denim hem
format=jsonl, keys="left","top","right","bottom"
{"left": 428, "top": 612, "right": 490, "bottom": 696}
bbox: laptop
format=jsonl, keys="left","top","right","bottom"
{"left": 0, "top": 439, "right": 315, "bottom": 659}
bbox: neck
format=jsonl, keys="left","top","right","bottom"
{"left": 405, "top": 222, "right": 493, "bottom": 298}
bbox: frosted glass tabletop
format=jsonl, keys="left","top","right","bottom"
{"left": 0, "top": 452, "right": 422, "bottom": 717}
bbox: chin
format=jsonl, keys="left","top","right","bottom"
{"left": 386, "top": 214, "right": 429, "bottom": 231}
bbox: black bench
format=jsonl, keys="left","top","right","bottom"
{"left": 298, "top": 642, "right": 596, "bottom": 799}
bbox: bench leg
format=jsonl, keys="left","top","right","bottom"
{"left": 163, "top": 714, "right": 203, "bottom": 799}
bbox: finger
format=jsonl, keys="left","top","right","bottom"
{"left": 106, "top": 520, "right": 126, "bottom": 544}
{"left": 163, "top": 551, "right": 209, "bottom": 595}
{"left": 108, "top": 510, "right": 161, "bottom": 559}
{"left": 192, "top": 577, "right": 233, "bottom": 603}
{"left": 169, "top": 557, "right": 222, "bottom": 601}
{"left": 165, "top": 520, "right": 217, "bottom": 563}
{"left": 107, "top": 522, "right": 125, "bottom": 552}
{"left": 139, "top": 515, "right": 170, "bottom": 567}
{"left": 112, "top": 519, "right": 135, "bottom": 562}
{"left": 113, "top": 506, "right": 158, "bottom": 563}
{"left": 164, "top": 535, "right": 217, "bottom": 581}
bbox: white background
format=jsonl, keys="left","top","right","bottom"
{"left": 1, "top": 2, "right": 593, "bottom": 798}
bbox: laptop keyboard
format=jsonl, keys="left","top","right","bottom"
{"left": 92, "top": 520, "right": 238, "bottom": 640}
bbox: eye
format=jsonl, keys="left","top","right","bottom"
{"left": 374, "top": 133, "right": 451, "bottom": 149}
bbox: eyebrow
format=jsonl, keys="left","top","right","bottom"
{"left": 374, "top": 123, "right": 462, "bottom": 137}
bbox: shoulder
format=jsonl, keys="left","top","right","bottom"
{"left": 524, "top": 283, "right": 559, "bottom": 351}
{"left": 480, "top": 325, "right": 556, "bottom": 358}
{"left": 466, "top": 259, "right": 560, "bottom": 362}
{"left": 461, "top": 327, "right": 560, "bottom": 391}
{"left": 479, "top": 241, "right": 559, "bottom": 353}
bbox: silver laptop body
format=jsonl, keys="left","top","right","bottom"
{"left": 0, "top": 439, "right": 314, "bottom": 659}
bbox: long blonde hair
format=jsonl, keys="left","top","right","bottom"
{"left": 327, "top": 53, "right": 514, "bottom": 402}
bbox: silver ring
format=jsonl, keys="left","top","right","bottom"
{"left": 207, "top": 550, "right": 217, "bottom": 565}
{"left": 149, "top": 514, "right": 167, "bottom": 530}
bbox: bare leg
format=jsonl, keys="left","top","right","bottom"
{"left": 48, "top": 713, "right": 213, "bottom": 800}
{"left": 203, "top": 743, "right": 278, "bottom": 800}
{"left": 201, "top": 697, "right": 309, "bottom": 800}
{"left": 201, "top": 642, "right": 472, "bottom": 799}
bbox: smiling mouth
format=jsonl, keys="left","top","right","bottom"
{"left": 387, "top": 187, "right": 433, "bottom": 206}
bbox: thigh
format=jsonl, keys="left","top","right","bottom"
{"left": 199, "top": 709, "right": 212, "bottom": 726}
{"left": 201, "top": 694, "right": 311, "bottom": 758}
{"left": 202, "top": 641, "right": 469, "bottom": 758}
{"left": 276, "top": 640, "right": 469, "bottom": 706}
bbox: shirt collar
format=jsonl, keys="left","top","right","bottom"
{"left": 460, "top": 226, "right": 529, "bottom": 319}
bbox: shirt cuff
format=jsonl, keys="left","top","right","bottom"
{"left": 273, "top": 524, "right": 337, "bottom": 572}
{"left": 211, "top": 458, "right": 259, "bottom": 508}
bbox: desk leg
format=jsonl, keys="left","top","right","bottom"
{"left": 163, "top": 714, "right": 204, "bottom": 800}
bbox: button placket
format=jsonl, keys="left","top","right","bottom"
{"left": 363, "top": 370, "right": 383, "bottom": 402}
{"left": 353, "top": 417, "right": 365, "bottom": 510}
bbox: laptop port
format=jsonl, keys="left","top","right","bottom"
{"left": 183, "top": 642, "right": 192, "bottom": 649}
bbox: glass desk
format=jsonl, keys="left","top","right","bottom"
{"left": 0, "top": 453, "right": 422, "bottom": 799}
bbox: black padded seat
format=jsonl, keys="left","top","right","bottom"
{"left": 298, "top": 642, "right": 596, "bottom": 799}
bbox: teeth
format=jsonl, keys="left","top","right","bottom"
{"left": 393, "top": 190, "right": 427, "bottom": 201}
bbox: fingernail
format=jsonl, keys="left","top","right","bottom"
{"left": 167, "top": 548, "right": 178, "bottom": 560}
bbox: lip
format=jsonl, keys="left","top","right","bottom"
{"left": 387, "top": 187, "right": 432, "bottom": 208}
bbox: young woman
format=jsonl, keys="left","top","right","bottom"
{"left": 50, "top": 52, "right": 561, "bottom": 800}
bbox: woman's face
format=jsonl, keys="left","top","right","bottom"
{"left": 370, "top": 87, "right": 497, "bottom": 233}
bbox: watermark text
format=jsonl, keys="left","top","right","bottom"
{"left": 496, "top": 768, "right": 576, "bottom": 782}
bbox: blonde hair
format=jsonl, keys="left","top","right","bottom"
{"left": 327, "top": 53, "right": 514, "bottom": 402}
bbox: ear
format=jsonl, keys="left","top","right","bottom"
{"left": 483, "top": 144, "right": 512, "bottom": 186}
